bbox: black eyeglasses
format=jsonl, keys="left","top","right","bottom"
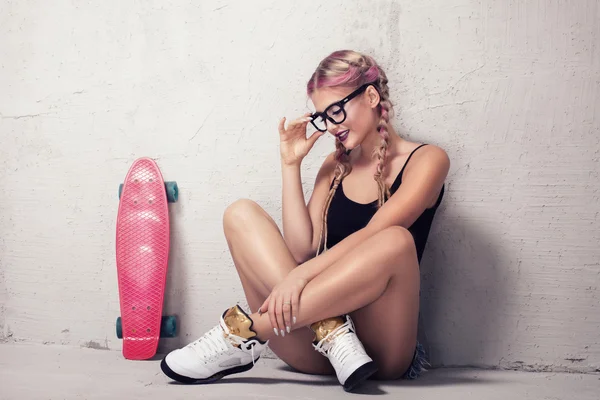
{"left": 310, "top": 83, "right": 374, "bottom": 132}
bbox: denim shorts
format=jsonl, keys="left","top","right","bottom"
{"left": 401, "top": 342, "right": 429, "bottom": 379}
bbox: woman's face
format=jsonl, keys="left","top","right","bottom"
{"left": 310, "top": 85, "right": 380, "bottom": 151}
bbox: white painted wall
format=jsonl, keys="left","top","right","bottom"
{"left": 1, "top": 0, "right": 598, "bottom": 372}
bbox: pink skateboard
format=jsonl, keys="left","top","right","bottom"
{"left": 115, "top": 157, "right": 178, "bottom": 360}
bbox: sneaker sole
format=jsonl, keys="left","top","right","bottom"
{"left": 160, "top": 357, "right": 259, "bottom": 384}
{"left": 343, "top": 361, "right": 378, "bottom": 392}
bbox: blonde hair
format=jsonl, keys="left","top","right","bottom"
{"left": 307, "top": 50, "right": 394, "bottom": 256}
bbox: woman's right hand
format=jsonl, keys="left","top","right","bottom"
{"left": 279, "top": 113, "right": 326, "bottom": 166}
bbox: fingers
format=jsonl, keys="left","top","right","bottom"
{"left": 263, "top": 292, "right": 287, "bottom": 337}
{"left": 278, "top": 117, "right": 286, "bottom": 135}
{"left": 264, "top": 279, "right": 306, "bottom": 338}
{"left": 275, "top": 297, "right": 286, "bottom": 337}
{"left": 258, "top": 295, "right": 269, "bottom": 315}
{"left": 283, "top": 299, "right": 292, "bottom": 334}
{"left": 280, "top": 114, "right": 313, "bottom": 133}
{"left": 267, "top": 295, "right": 278, "bottom": 337}
{"left": 268, "top": 298, "right": 278, "bottom": 337}
{"left": 288, "top": 117, "right": 311, "bottom": 131}
{"left": 291, "top": 290, "right": 299, "bottom": 326}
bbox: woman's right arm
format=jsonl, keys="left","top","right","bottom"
{"left": 282, "top": 152, "right": 336, "bottom": 263}
{"left": 281, "top": 162, "right": 312, "bottom": 263}
{"left": 277, "top": 114, "right": 330, "bottom": 263}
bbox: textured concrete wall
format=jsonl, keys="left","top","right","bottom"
{"left": 1, "top": 0, "right": 598, "bottom": 372}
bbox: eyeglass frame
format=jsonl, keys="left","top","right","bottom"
{"left": 309, "top": 83, "right": 378, "bottom": 132}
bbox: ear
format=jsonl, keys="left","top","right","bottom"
{"left": 366, "top": 85, "right": 381, "bottom": 109}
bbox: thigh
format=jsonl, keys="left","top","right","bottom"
{"left": 225, "top": 199, "right": 334, "bottom": 375}
{"left": 350, "top": 230, "right": 421, "bottom": 380}
{"left": 224, "top": 199, "right": 297, "bottom": 294}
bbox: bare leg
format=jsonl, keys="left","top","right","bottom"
{"left": 243, "top": 225, "right": 421, "bottom": 380}
{"left": 223, "top": 199, "right": 334, "bottom": 375}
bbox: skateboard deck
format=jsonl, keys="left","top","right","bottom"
{"left": 116, "top": 157, "right": 171, "bottom": 360}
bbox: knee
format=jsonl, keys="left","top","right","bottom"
{"left": 376, "top": 226, "right": 416, "bottom": 258}
{"left": 223, "top": 199, "right": 266, "bottom": 232}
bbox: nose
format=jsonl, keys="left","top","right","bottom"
{"left": 328, "top": 123, "right": 342, "bottom": 136}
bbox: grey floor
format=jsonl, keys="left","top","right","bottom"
{"left": 1, "top": 343, "right": 599, "bottom": 399}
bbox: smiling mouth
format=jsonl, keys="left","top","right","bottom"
{"left": 336, "top": 130, "right": 349, "bottom": 141}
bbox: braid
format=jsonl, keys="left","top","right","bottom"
{"left": 315, "top": 140, "right": 351, "bottom": 256}
{"left": 371, "top": 66, "right": 393, "bottom": 207}
{"left": 373, "top": 99, "right": 392, "bottom": 207}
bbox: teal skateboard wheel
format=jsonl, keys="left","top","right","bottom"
{"left": 116, "top": 317, "right": 123, "bottom": 339}
{"left": 116, "top": 316, "right": 177, "bottom": 339}
{"left": 165, "top": 182, "right": 179, "bottom": 203}
{"left": 160, "top": 316, "right": 177, "bottom": 338}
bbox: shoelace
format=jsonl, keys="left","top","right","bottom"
{"left": 313, "top": 320, "right": 363, "bottom": 365}
{"left": 189, "top": 324, "right": 230, "bottom": 361}
{"left": 188, "top": 318, "right": 259, "bottom": 365}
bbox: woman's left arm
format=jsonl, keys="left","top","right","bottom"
{"left": 295, "top": 145, "right": 450, "bottom": 282}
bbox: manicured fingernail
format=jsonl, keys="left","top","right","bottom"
{"left": 286, "top": 326, "right": 291, "bottom": 334}
{"left": 274, "top": 328, "right": 279, "bottom": 336}
{"left": 280, "top": 329, "right": 285, "bottom": 337}
{"left": 293, "top": 317, "right": 297, "bottom": 324}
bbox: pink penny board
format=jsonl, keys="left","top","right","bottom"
{"left": 116, "top": 158, "right": 170, "bottom": 360}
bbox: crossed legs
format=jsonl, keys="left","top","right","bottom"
{"left": 224, "top": 199, "right": 420, "bottom": 380}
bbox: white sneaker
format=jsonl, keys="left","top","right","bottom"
{"left": 312, "top": 315, "right": 378, "bottom": 392}
{"left": 161, "top": 305, "right": 268, "bottom": 384}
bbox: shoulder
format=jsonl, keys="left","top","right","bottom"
{"left": 317, "top": 151, "right": 338, "bottom": 178}
{"left": 402, "top": 143, "right": 450, "bottom": 185}
{"left": 311, "top": 151, "right": 338, "bottom": 187}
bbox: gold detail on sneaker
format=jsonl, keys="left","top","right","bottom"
{"left": 223, "top": 305, "right": 257, "bottom": 341}
{"left": 310, "top": 316, "right": 345, "bottom": 342}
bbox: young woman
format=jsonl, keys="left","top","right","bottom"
{"left": 161, "top": 50, "right": 449, "bottom": 392}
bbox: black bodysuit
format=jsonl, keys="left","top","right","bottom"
{"left": 324, "top": 144, "right": 444, "bottom": 263}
